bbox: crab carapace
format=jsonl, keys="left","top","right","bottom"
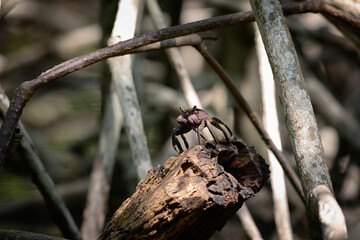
{"left": 172, "top": 106, "right": 233, "bottom": 153}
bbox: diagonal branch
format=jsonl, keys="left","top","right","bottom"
{"left": 0, "top": 88, "right": 82, "bottom": 240}
{"left": 237, "top": 204, "right": 263, "bottom": 240}
{"left": 255, "top": 26, "right": 293, "bottom": 239}
{"left": 324, "top": 0, "right": 360, "bottom": 17}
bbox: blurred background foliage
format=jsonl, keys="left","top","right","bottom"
{"left": 0, "top": 0, "right": 359, "bottom": 239}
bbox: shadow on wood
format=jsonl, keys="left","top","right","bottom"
{"left": 100, "top": 136, "right": 270, "bottom": 240}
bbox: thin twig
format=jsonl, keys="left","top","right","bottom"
{"left": 324, "top": 0, "right": 360, "bottom": 17}
{"left": 250, "top": 0, "right": 347, "bottom": 238}
{"left": 146, "top": 0, "right": 215, "bottom": 142}
{"left": 146, "top": 0, "right": 202, "bottom": 108}
{"left": 322, "top": 1, "right": 360, "bottom": 48}
{"left": 194, "top": 43, "right": 305, "bottom": 203}
{"left": 237, "top": 204, "right": 263, "bottom": 240}
{"left": 0, "top": 0, "right": 23, "bottom": 19}
{"left": 0, "top": 88, "right": 82, "bottom": 240}
{"left": 81, "top": 86, "right": 122, "bottom": 240}
{"left": 130, "top": 34, "right": 203, "bottom": 54}
{"left": 1, "top": 0, "right": 358, "bottom": 165}
{"left": 255, "top": 26, "right": 293, "bottom": 239}
{"left": 322, "top": 3, "right": 360, "bottom": 29}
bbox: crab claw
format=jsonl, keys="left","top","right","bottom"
{"left": 172, "top": 133, "right": 183, "bottom": 153}
{"left": 187, "top": 114, "right": 200, "bottom": 125}
{"left": 177, "top": 115, "right": 187, "bottom": 124}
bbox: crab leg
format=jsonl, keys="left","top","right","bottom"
{"left": 194, "top": 129, "right": 207, "bottom": 142}
{"left": 209, "top": 117, "right": 232, "bottom": 143}
{"left": 172, "top": 133, "right": 183, "bottom": 153}
{"left": 204, "top": 120, "right": 219, "bottom": 144}
{"left": 194, "top": 130, "right": 200, "bottom": 145}
{"left": 199, "top": 132, "right": 207, "bottom": 140}
{"left": 181, "top": 134, "right": 189, "bottom": 149}
{"left": 212, "top": 117, "right": 233, "bottom": 135}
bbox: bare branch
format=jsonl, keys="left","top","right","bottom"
{"left": 130, "top": 34, "right": 203, "bottom": 54}
{"left": 81, "top": 87, "right": 122, "bottom": 240}
{"left": 146, "top": 0, "right": 202, "bottom": 108}
{"left": 145, "top": 0, "right": 216, "bottom": 141}
{"left": 250, "top": 0, "right": 347, "bottom": 238}
{"left": 107, "top": 0, "right": 152, "bottom": 179}
{"left": 255, "top": 26, "right": 293, "bottom": 239}
{"left": 0, "top": 0, "right": 23, "bottom": 19}
{"left": 324, "top": 0, "right": 360, "bottom": 17}
{"left": 321, "top": 3, "right": 360, "bottom": 48}
{"left": 0, "top": 88, "right": 81, "bottom": 240}
{"left": 310, "top": 185, "right": 348, "bottom": 240}
{"left": 237, "top": 204, "right": 263, "bottom": 240}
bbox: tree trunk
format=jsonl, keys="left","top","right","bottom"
{"left": 100, "top": 136, "right": 270, "bottom": 240}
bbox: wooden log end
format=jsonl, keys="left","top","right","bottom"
{"left": 100, "top": 136, "right": 270, "bottom": 240}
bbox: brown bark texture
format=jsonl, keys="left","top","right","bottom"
{"left": 100, "top": 136, "right": 270, "bottom": 240}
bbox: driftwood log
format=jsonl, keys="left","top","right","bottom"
{"left": 100, "top": 136, "right": 270, "bottom": 240}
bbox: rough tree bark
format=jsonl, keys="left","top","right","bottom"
{"left": 99, "top": 137, "right": 270, "bottom": 240}
{"left": 250, "top": 0, "right": 347, "bottom": 239}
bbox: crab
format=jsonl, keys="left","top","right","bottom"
{"left": 172, "top": 106, "right": 233, "bottom": 153}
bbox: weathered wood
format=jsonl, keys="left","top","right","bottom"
{"left": 100, "top": 137, "right": 270, "bottom": 240}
